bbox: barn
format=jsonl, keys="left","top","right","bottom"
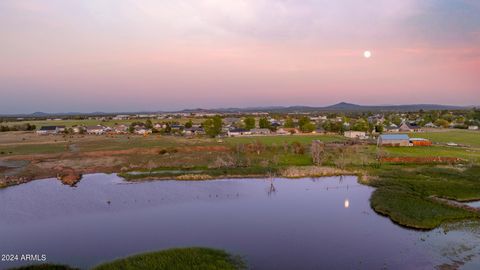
{"left": 377, "top": 134, "right": 410, "bottom": 147}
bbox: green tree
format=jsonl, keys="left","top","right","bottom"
{"left": 301, "top": 122, "right": 316, "bottom": 133}
{"left": 185, "top": 120, "right": 193, "bottom": 128}
{"left": 203, "top": 116, "right": 223, "bottom": 137}
{"left": 323, "top": 121, "right": 345, "bottom": 134}
{"left": 259, "top": 117, "right": 271, "bottom": 129}
{"left": 352, "top": 119, "right": 369, "bottom": 131}
{"left": 472, "top": 108, "right": 480, "bottom": 121}
{"left": 434, "top": 119, "right": 450, "bottom": 128}
{"left": 284, "top": 117, "right": 295, "bottom": 128}
{"left": 297, "top": 116, "right": 314, "bottom": 133}
{"left": 298, "top": 116, "right": 310, "bottom": 128}
{"left": 145, "top": 119, "right": 153, "bottom": 129}
{"left": 164, "top": 123, "right": 172, "bottom": 134}
{"left": 391, "top": 115, "right": 402, "bottom": 126}
{"left": 244, "top": 117, "right": 255, "bottom": 130}
{"left": 375, "top": 124, "right": 384, "bottom": 133}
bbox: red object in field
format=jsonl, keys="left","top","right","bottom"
{"left": 411, "top": 140, "right": 432, "bottom": 146}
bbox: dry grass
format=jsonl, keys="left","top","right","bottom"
{"left": 279, "top": 166, "right": 353, "bottom": 178}
{"left": 175, "top": 174, "right": 213, "bottom": 180}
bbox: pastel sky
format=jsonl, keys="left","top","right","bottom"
{"left": 1, "top": 0, "right": 479, "bottom": 113}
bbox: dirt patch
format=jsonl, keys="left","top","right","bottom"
{"left": 280, "top": 166, "right": 354, "bottom": 178}
{"left": 175, "top": 174, "right": 213, "bottom": 180}
{"left": 176, "top": 145, "right": 230, "bottom": 152}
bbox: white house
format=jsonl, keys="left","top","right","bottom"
{"left": 227, "top": 128, "right": 251, "bottom": 137}
{"left": 114, "top": 124, "right": 129, "bottom": 134}
{"left": 36, "top": 126, "right": 65, "bottom": 135}
{"left": 468, "top": 125, "right": 479, "bottom": 130}
{"left": 86, "top": 125, "right": 106, "bottom": 135}
{"left": 134, "top": 127, "right": 152, "bottom": 135}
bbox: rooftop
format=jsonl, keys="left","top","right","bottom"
{"left": 379, "top": 134, "right": 410, "bottom": 140}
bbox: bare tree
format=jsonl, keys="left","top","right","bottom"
{"left": 334, "top": 146, "right": 347, "bottom": 169}
{"left": 291, "top": 141, "right": 304, "bottom": 155}
{"left": 283, "top": 141, "right": 290, "bottom": 153}
{"left": 311, "top": 140, "right": 325, "bottom": 166}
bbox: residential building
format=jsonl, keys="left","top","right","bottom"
{"left": 170, "top": 124, "right": 184, "bottom": 131}
{"left": 227, "top": 128, "right": 251, "bottom": 137}
{"left": 134, "top": 127, "right": 152, "bottom": 135}
{"left": 184, "top": 127, "right": 205, "bottom": 136}
{"left": 113, "top": 124, "right": 129, "bottom": 134}
{"left": 36, "top": 126, "right": 65, "bottom": 135}
{"left": 223, "top": 118, "right": 241, "bottom": 126}
{"left": 276, "top": 128, "right": 299, "bottom": 135}
{"left": 250, "top": 128, "right": 271, "bottom": 135}
{"left": 86, "top": 125, "right": 106, "bottom": 135}
{"left": 399, "top": 122, "right": 422, "bottom": 132}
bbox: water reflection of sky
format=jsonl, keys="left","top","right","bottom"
{"left": 0, "top": 174, "right": 478, "bottom": 270}
{"left": 466, "top": 201, "right": 480, "bottom": 208}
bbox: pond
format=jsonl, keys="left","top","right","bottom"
{"left": 466, "top": 201, "right": 480, "bottom": 209}
{"left": 0, "top": 174, "right": 479, "bottom": 269}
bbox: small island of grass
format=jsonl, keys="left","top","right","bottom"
{"left": 92, "top": 247, "right": 245, "bottom": 270}
{"left": 10, "top": 248, "right": 245, "bottom": 270}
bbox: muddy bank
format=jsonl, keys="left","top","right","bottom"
{"left": 0, "top": 165, "right": 84, "bottom": 188}
{"left": 56, "top": 167, "right": 83, "bottom": 186}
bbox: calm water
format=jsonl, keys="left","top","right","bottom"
{"left": 466, "top": 201, "right": 480, "bottom": 208}
{"left": 0, "top": 174, "right": 479, "bottom": 270}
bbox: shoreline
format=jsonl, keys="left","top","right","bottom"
{"left": 0, "top": 165, "right": 360, "bottom": 187}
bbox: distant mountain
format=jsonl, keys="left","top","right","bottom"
{"left": 319, "top": 103, "right": 468, "bottom": 112}
{"left": 325, "top": 102, "right": 363, "bottom": 110}
{"left": 0, "top": 103, "right": 474, "bottom": 117}
{"left": 202, "top": 103, "right": 469, "bottom": 113}
{"left": 30, "top": 112, "right": 50, "bottom": 117}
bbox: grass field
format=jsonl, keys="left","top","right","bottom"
{"left": 225, "top": 134, "right": 345, "bottom": 145}
{"left": 383, "top": 145, "right": 480, "bottom": 163}
{"left": 92, "top": 247, "right": 245, "bottom": 270}
{"left": 410, "top": 130, "right": 480, "bottom": 147}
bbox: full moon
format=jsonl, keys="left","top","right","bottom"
{"left": 363, "top": 50, "right": 372, "bottom": 58}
